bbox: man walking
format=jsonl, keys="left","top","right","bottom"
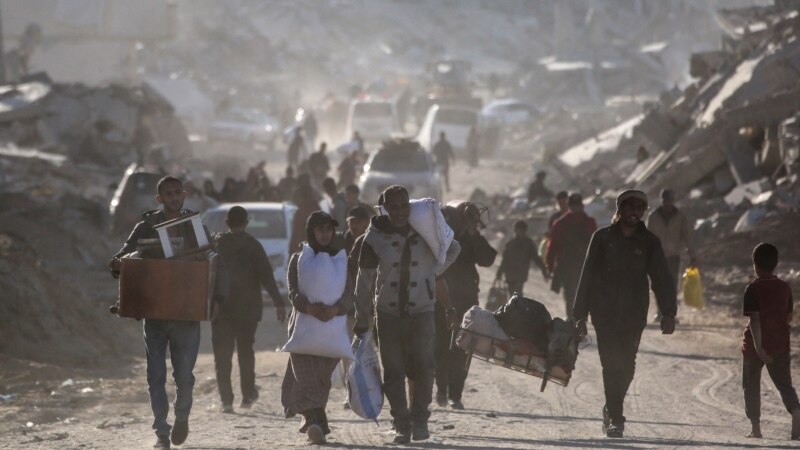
{"left": 647, "top": 188, "right": 697, "bottom": 319}
{"left": 436, "top": 202, "right": 496, "bottom": 410}
{"left": 573, "top": 190, "right": 677, "bottom": 438}
{"left": 432, "top": 132, "right": 455, "bottom": 192}
{"left": 354, "top": 186, "right": 461, "bottom": 443}
{"left": 109, "top": 176, "right": 226, "bottom": 449}
{"left": 546, "top": 193, "right": 597, "bottom": 321}
{"left": 213, "top": 206, "right": 286, "bottom": 414}
{"left": 495, "top": 220, "right": 547, "bottom": 297}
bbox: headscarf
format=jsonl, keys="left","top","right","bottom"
{"left": 305, "top": 210, "right": 340, "bottom": 255}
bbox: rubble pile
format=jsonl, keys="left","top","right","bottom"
{"left": 0, "top": 75, "right": 191, "bottom": 168}
{"left": 507, "top": 2, "right": 800, "bottom": 307}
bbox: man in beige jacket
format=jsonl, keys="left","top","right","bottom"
{"left": 647, "top": 188, "right": 697, "bottom": 320}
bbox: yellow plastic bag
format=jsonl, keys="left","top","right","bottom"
{"left": 682, "top": 266, "right": 704, "bottom": 309}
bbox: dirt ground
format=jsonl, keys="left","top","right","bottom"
{"left": 2, "top": 158, "right": 799, "bottom": 449}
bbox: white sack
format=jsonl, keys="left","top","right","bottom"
{"left": 346, "top": 331, "right": 383, "bottom": 421}
{"left": 456, "top": 306, "right": 510, "bottom": 355}
{"left": 282, "top": 245, "right": 355, "bottom": 360}
{"left": 380, "top": 197, "right": 454, "bottom": 265}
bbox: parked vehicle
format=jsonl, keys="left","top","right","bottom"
{"left": 480, "top": 99, "right": 537, "bottom": 128}
{"left": 209, "top": 108, "right": 280, "bottom": 147}
{"left": 417, "top": 104, "right": 478, "bottom": 155}
{"left": 202, "top": 202, "right": 297, "bottom": 297}
{"left": 345, "top": 99, "right": 400, "bottom": 143}
{"left": 358, "top": 139, "right": 442, "bottom": 201}
{"left": 109, "top": 164, "right": 162, "bottom": 236}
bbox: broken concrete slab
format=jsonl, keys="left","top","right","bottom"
{"left": 723, "top": 178, "right": 772, "bottom": 208}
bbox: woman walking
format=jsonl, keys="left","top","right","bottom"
{"left": 281, "top": 211, "right": 353, "bottom": 444}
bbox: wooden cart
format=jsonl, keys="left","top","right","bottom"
{"left": 452, "top": 327, "right": 575, "bottom": 391}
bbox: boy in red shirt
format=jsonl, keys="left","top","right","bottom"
{"left": 742, "top": 242, "right": 800, "bottom": 440}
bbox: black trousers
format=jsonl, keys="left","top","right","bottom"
{"left": 595, "top": 324, "right": 644, "bottom": 424}
{"left": 434, "top": 303, "right": 471, "bottom": 402}
{"left": 506, "top": 280, "right": 525, "bottom": 297}
{"left": 211, "top": 318, "right": 259, "bottom": 405}
{"left": 743, "top": 353, "right": 800, "bottom": 421}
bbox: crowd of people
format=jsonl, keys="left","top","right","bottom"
{"left": 108, "top": 167, "right": 800, "bottom": 448}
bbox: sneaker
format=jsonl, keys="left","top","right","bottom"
{"left": 240, "top": 390, "right": 259, "bottom": 409}
{"left": 606, "top": 423, "right": 624, "bottom": 438}
{"left": 602, "top": 406, "right": 610, "bottom": 434}
{"left": 436, "top": 390, "right": 447, "bottom": 407}
{"left": 153, "top": 436, "right": 170, "bottom": 449}
{"left": 393, "top": 429, "right": 411, "bottom": 444}
{"left": 449, "top": 399, "right": 464, "bottom": 410}
{"left": 412, "top": 422, "right": 430, "bottom": 441}
{"left": 220, "top": 403, "right": 234, "bottom": 414}
{"left": 171, "top": 419, "right": 189, "bottom": 446}
{"left": 307, "top": 424, "right": 326, "bottom": 444}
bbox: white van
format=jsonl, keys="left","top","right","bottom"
{"left": 417, "top": 104, "right": 478, "bottom": 155}
{"left": 345, "top": 99, "right": 399, "bottom": 143}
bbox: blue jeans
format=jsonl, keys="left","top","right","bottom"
{"left": 143, "top": 319, "right": 200, "bottom": 438}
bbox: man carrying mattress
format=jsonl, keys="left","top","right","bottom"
{"left": 354, "top": 185, "right": 461, "bottom": 444}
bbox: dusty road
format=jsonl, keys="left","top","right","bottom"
{"left": 2, "top": 160, "right": 799, "bottom": 449}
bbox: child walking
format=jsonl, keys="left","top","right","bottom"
{"left": 742, "top": 242, "right": 800, "bottom": 440}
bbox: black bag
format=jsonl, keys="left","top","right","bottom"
{"left": 547, "top": 318, "right": 579, "bottom": 370}
{"left": 493, "top": 293, "right": 551, "bottom": 350}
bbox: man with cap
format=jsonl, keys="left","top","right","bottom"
{"left": 647, "top": 188, "right": 697, "bottom": 320}
{"left": 545, "top": 193, "right": 597, "bottom": 321}
{"left": 573, "top": 189, "right": 677, "bottom": 438}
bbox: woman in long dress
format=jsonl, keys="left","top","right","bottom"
{"left": 281, "top": 211, "right": 353, "bottom": 444}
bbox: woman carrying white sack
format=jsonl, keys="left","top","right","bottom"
{"left": 281, "top": 211, "right": 354, "bottom": 445}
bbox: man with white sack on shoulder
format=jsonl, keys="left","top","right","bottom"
{"left": 354, "top": 185, "right": 461, "bottom": 444}
{"left": 281, "top": 211, "right": 354, "bottom": 445}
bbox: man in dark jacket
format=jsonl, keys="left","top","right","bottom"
{"left": 573, "top": 190, "right": 677, "bottom": 439}
{"left": 546, "top": 193, "right": 597, "bottom": 321}
{"left": 432, "top": 132, "right": 455, "bottom": 192}
{"left": 436, "top": 203, "right": 496, "bottom": 410}
{"left": 108, "top": 176, "right": 226, "bottom": 450}
{"left": 495, "top": 220, "right": 547, "bottom": 296}
{"left": 527, "top": 171, "right": 553, "bottom": 204}
{"left": 213, "top": 206, "right": 286, "bottom": 413}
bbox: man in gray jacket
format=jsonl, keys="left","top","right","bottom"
{"left": 354, "top": 185, "right": 460, "bottom": 444}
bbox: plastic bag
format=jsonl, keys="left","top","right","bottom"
{"left": 331, "top": 360, "right": 347, "bottom": 389}
{"left": 346, "top": 331, "right": 383, "bottom": 422}
{"left": 493, "top": 293, "right": 552, "bottom": 350}
{"left": 682, "top": 266, "right": 704, "bottom": 310}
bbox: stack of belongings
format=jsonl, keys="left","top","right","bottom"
{"left": 455, "top": 293, "right": 580, "bottom": 390}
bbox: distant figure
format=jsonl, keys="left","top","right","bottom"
{"left": 466, "top": 126, "right": 480, "bottom": 168}
{"left": 182, "top": 181, "right": 218, "bottom": 213}
{"left": 573, "top": 190, "right": 677, "bottom": 439}
{"left": 432, "top": 132, "right": 455, "bottom": 192}
{"left": 289, "top": 185, "right": 321, "bottom": 252}
{"left": 527, "top": 171, "right": 553, "bottom": 204}
{"left": 287, "top": 128, "right": 304, "bottom": 168}
{"left": 344, "top": 184, "right": 374, "bottom": 216}
{"left": 548, "top": 190, "right": 569, "bottom": 233}
{"left": 221, "top": 177, "right": 242, "bottom": 203}
{"left": 277, "top": 166, "right": 296, "bottom": 202}
{"left": 337, "top": 152, "right": 358, "bottom": 189}
{"left": 646, "top": 188, "right": 697, "bottom": 321}
{"left": 309, "top": 142, "right": 331, "bottom": 186}
{"left": 495, "top": 220, "right": 548, "bottom": 297}
{"left": 304, "top": 111, "right": 318, "bottom": 149}
{"left": 203, "top": 179, "right": 222, "bottom": 203}
{"left": 636, "top": 145, "right": 650, "bottom": 163}
{"left": 322, "top": 177, "right": 347, "bottom": 228}
{"left": 740, "top": 242, "right": 800, "bottom": 440}
{"left": 546, "top": 193, "right": 597, "bottom": 321}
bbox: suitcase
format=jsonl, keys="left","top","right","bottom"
{"left": 118, "top": 252, "right": 218, "bottom": 321}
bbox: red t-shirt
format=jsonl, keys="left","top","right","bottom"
{"left": 742, "top": 276, "right": 793, "bottom": 358}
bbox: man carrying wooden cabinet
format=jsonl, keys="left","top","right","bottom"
{"left": 109, "top": 176, "right": 227, "bottom": 450}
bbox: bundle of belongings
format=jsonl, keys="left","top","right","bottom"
{"left": 115, "top": 212, "right": 221, "bottom": 321}
{"left": 455, "top": 293, "right": 579, "bottom": 390}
